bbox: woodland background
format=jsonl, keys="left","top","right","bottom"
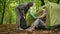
{"left": 0, "top": 0, "right": 60, "bottom": 25}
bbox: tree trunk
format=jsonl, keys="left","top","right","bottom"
{"left": 9, "top": 16, "right": 11, "bottom": 24}
{"left": 0, "top": 0, "right": 6, "bottom": 24}
{"left": 57, "top": 0, "right": 59, "bottom": 4}
{"left": 41, "top": 0, "right": 45, "bottom": 6}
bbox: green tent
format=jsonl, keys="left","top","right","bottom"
{"left": 46, "top": 2, "right": 60, "bottom": 28}
{"left": 26, "top": 2, "right": 60, "bottom": 28}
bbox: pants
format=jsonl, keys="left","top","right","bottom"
{"left": 31, "top": 19, "right": 45, "bottom": 27}
{"left": 16, "top": 8, "right": 27, "bottom": 29}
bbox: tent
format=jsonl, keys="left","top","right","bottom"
{"left": 45, "top": 2, "right": 60, "bottom": 28}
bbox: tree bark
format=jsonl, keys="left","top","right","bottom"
{"left": 9, "top": 16, "right": 11, "bottom": 24}
{"left": 41, "top": 0, "right": 45, "bottom": 6}
{"left": 57, "top": 0, "right": 59, "bottom": 4}
{"left": 0, "top": 0, "right": 6, "bottom": 24}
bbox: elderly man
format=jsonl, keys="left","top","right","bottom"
{"left": 15, "top": 2, "right": 33, "bottom": 30}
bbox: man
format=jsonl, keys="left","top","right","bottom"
{"left": 26, "top": 7, "right": 46, "bottom": 32}
{"left": 15, "top": 2, "right": 33, "bottom": 30}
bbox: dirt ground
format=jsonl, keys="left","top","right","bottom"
{"left": 0, "top": 24, "right": 60, "bottom": 34}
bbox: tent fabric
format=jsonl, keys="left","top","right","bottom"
{"left": 46, "top": 2, "right": 60, "bottom": 27}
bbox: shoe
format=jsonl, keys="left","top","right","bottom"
{"left": 17, "top": 27, "right": 24, "bottom": 31}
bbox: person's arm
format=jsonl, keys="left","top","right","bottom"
{"left": 37, "top": 9, "right": 46, "bottom": 19}
{"left": 29, "top": 11, "right": 36, "bottom": 19}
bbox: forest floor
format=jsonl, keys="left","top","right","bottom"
{"left": 0, "top": 24, "right": 60, "bottom": 34}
